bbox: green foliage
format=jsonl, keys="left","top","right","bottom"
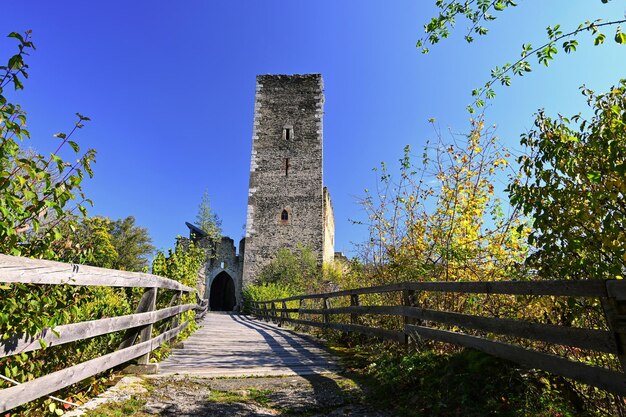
{"left": 242, "top": 282, "right": 297, "bottom": 313}
{"left": 359, "top": 348, "right": 587, "bottom": 417}
{"left": 151, "top": 238, "right": 205, "bottom": 342}
{"left": 53, "top": 216, "right": 118, "bottom": 267}
{"left": 358, "top": 118, "right": 527, "bottom": 285}
{"left": 0, "top": 283, "right": 133, "bottom": 416}
{"left": 52, "top": 215, "right": 154, "bottom": 271}
{"left": 0, "top": 31, "right": 96, "bottom": 259}
{"left": 152, "top": 238, "right": 204, "bottom": 288}
{"left": 83, "top": 397, "right": 148, "bottom": 417}
{"left": 418, "top": 1, "right": 626, "bottom": 112}
{"left": 195, "top": 189, "right": 222, "bottom": 246}
{"left": 108, "top": 216, "right": 154, "bottom": 272}
{"left": 256, "top": 244, "right": 323, "bottom": 293}
{"left": 508, "top": 82, "right": 626, "bottom": 280}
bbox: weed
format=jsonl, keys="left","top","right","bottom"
{"left": 83, "top": 398, "right": 148, "bottom": 417}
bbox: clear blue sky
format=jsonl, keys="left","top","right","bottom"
{"left": 1, "top": 1, "right": 624, "bottom": 256}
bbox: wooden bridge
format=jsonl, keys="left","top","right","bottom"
{"left": 159, "top": 313, "right": 339, "bottom": 377}
{"left": 1, "top": 254, "right": 626, "bottom": 413}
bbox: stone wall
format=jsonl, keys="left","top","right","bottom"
{"left": 204, "top": 236, "right": 244, "bottom": 309}
{"left": 242, "top": 74, "right": 329, "bottom": 285}
{"left": 322, "top": 186, "right": 335, "bottom": 264}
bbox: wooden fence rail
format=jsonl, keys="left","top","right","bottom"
{"left": 250, "top": 279, "right": 626, "bottom": 396}
{"left": 0, "top": 254, "right": 208, "bottom": 413}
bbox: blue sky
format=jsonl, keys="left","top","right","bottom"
{"left": 2, "top": 1, "right": 625, "bottom": 256}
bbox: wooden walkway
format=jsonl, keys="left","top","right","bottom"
{"left": 158, "top": 313, "right": 340, "bottom": 377}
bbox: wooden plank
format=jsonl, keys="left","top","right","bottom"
{"left": 282, "top": 317, "right": 404, "bottom": 342}
{"left": 0, "top": 254, "right": 193, "bottom": 292}
{"left": 273, "top": 308, "right": 299, "bottom": 313}
{"left": 0, "top": 304, "right": 195, "bottom": 358}
{"left": 402, "top": 306, "right": 617, "bottom": 353}
{"left": 158, "top": 365, "right": 340, "bottom": 377}
{"left": 607, "top": 280, "right": 626, "bottom": 301}
{"left": 403, "top": 289, "right": 418, "bottom": 345}
{"left": 257, "top": 279, "right": 611, "bottom": 305}
{"left": 297, "top": 304, "right": 616, "bottom": 353}
{"left": 602, "top": 282, "right": 626, "bottom": 372}
{"left": 405, "top": 324, "right": 626, "bottom": 396}
{"left": 136, "top": 288, "right": 157, "bottom": 365}
{"left": 299, "top": 305, "right": 405, "bottom": 316}
{"left": 158, "top": 313, "right": 339, "bottom": 378}
{"left": 119, "top": 288, "right": 158, "bottom": 349}
{"left": 259, "top": 282, "right": 407, "bottom": 303}
{"left": 326, "top": 322, "right": 405, "bottom": 342}
{"left": 0, "top": 322, "right": 188, "bottom": 413}
{"left": 404, "top": 280, "right": 607, "bottom": 297}
{"left": 350, "top": 294, "right": 360, "bottom": 325}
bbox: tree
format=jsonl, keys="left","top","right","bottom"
{"left": 417, "top": 1, "right": 626, "bottom": 112}
{"left": 52, "top": 216, "right": 118, "bottom": 267}
{"left": 195, "top": 190, "right": 221, "bottom": 245}
{"left": 359, "top": 118, "right": 527, "bottom": 286}
{"left": 0, "top": 31, "right": 95, "bottom": 259}
{"left": 508, "top": 82, "right": 626, "bottom": 280}
{"left": 257, "top": 245, "right": 322, "bottom": 293}
{"left": 108, "top": 216, "right": 154, "bottom": 271}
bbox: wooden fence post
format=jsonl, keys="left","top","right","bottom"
{"left": 171, "top": 290, "right": 183, "bottom": 330}
{"left": 298, "top": 297, "right": 305, "bottom": 331}
{"left": 263, "top": 303, "right": 269, "bottom": 322}
{"left": 322, "top": 297, "right": 330, "bottom": 328}
{"left": 271, "top": 302, "right": 277, "bottom": 325}
{"left": 281, "top": 301, "right": 288, "bottom": 327}
{"left": 603, "top": 281, "right": 626, "bottom": 373}
{"left": 136, "top": 287, "right": 157, "bottom": 364}
{"left": 119, "top": 287, "right": 157, "bottom": 352}
{"left": 402, "top": 289, "right": 417, "bottom": 346}
{"left": 350, "top": 294, "right": 360, "bottom": 325}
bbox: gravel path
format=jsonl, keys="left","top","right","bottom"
{"left": 74, "top": 373, "right": 397, "bottom": 417}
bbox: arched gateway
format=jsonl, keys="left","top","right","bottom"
{"left": 209, "top": 271, "right": 236, "bottom": 311}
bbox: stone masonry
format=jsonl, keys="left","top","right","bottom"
{"left": 242, "top": 74, "right": 335, "bottom": 286}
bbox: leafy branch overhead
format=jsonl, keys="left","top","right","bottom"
{"left": 417, "top": 0, "right": 626, "bottom": 112}
{"left": 0, "top": 30, "right": 96, "bottom": 258}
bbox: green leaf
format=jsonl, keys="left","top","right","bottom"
{"left": 8, "top": 54, "right": 23, "bottom": 71}
{"left": 586, "top": 171, "right": 601, "bottom": 183}
{"left": 614, "top": 30, "right": 626, "bottom": 44}
{"left": 594, "top": 33, "right": 606, "bottom": 45}
{"left": 12, "top": 74, "right": 23, "bottom": 90}
{"left": 7, "top": 32, "right": 25, "bottom": 43}
{"left": 562, "top": 40, "right": 577, "bottom": 53}
{"left": 68, "top": 141, "right": 80, "bottom": 152}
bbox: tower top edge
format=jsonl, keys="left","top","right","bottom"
{"left": 256, "top": 74, "right": 323, "bottom": 83}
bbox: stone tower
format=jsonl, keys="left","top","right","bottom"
{"left": 242, "top": 74, "right": 335, "bottom": 286}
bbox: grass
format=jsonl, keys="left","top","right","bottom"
{"left": 83, "top": 398, "right": 148, "bottom": 417}
{"left": 330, "top": 344, "right": 590, "bottom": 417}
{"left": 207, "top": 388, "right": 273, "bottom": 407}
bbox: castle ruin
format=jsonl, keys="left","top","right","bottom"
{"left": 188, "top": 74, "right": 334, "bottom": 311}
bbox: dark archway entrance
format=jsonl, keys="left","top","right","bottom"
{"left": 209, "top": 271, "right": 236, "bottom": 311}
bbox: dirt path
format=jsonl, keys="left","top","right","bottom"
{"left": 74, "top": 372, "right": 396, "bottom": 417}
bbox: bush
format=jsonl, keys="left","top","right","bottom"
{"left": 242, "top": 282, "right": 298, "bottom": 314}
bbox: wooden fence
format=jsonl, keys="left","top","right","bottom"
{"left": 251, "top": 279, "right": 626, "bottom": 396}
{"left": 0, "top": 254, "right": 208, "bottom": 413}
